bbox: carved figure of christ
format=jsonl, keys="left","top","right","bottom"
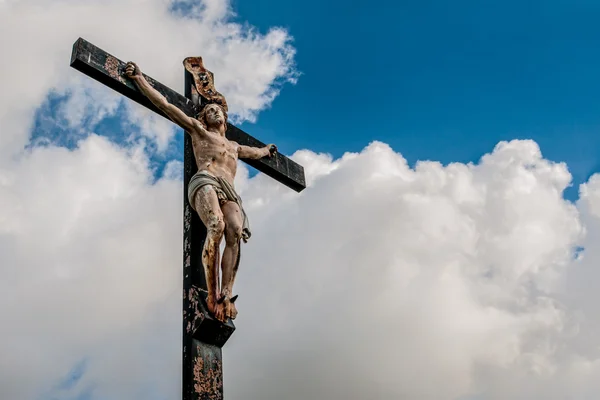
{"left": 124, "top": 61, "right": 276, "bottom": 322}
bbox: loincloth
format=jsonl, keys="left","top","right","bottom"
{"left": 187, "top": 170, "right": 251, "bottom": 242}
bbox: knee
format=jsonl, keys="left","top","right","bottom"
{"left": 225, "top": 224, "right": 243, "bottom": 245}
{"left": 207, "top": 215, "right": 225, "bottom": 237}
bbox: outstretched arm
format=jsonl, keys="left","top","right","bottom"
{"left": 238, "top": 144, "right": 277, "bottom": 159}
{"left": 124, "top": 62, "right": 205, "bottom": 135}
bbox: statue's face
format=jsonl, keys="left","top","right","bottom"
{"left": 204, "top": 104, "right": 225, "bottom": 126}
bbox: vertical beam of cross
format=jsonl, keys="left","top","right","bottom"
{"left": 182, "top": 71, "right": 235, "bottom": 400}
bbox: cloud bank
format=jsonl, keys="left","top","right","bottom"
{"left": 229, "top": 140, "right": 598, "bottom": 400}
{"left": 2, "top": 1, "right": 600, "bottom": 400}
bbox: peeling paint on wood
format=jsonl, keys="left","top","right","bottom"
{"left": 104, "top": 55, "right": 121, "bottom": 82}
{"left": 192, "top": 343, "right": 223, "bottom": 400}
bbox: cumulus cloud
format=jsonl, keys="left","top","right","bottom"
{"left": 0, "top": 135, "right": 182, "bottom": 399}
{"left": 3, "top": 1, "right": 600, "bottom": 400}
{"left": 6, "top": 134, "right": 600, "bottom": 399}
{"left": 227, "top": 140, "right": 597, "bottom": 400}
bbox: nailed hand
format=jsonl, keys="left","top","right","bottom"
{"left": 124, "top": 61, "right": 141, "bottom": 78}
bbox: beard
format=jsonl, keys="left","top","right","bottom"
{"left": 206, "top": 116, "right": 224, "bottom": 128}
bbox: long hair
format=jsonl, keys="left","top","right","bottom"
{"left": 197, "top": 103, "right": 228, "bottom": 132}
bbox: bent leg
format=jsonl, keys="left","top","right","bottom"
{"left": 194, "top": 185, "right": 226, "bottom": 322}
{"left": 221, "top": 200, "right": 243, "bottom": 319}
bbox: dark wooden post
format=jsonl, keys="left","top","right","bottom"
{"left": 182, "top": 71, "right": 236, "bottom": 400}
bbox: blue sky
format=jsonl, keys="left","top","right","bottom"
{"left": 231, "top": 0, "right": 600, "bottom": 201}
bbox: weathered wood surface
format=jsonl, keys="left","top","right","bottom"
{"left": 70, "top": 37, "right": 306, "bottom": 193}
{"left": 182, "top": 71, "right": 233, "bottom": 400}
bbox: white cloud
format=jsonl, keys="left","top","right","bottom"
{"left": 225, "top": 140, "right": 595, "bottom": 400}
{"left": 4, "top": 124, "right": 600, "bottom": 399}
{"left": 0, "top": 134, "right": 182, "bottom": 399}
{"left": 6, "top": 134, "right": 599, "bottom": 399}
{"left": 3, "top": 1, "right": 600, "bottom": 400}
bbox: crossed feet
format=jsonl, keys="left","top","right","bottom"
{"left": 206, "top": 292, "right": 238, "bottom": 322}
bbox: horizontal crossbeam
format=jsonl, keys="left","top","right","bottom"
{"left": 70, "top": 38, "right": 306, "bottom": 192}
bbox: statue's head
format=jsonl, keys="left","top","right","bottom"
{"left": 198, "top": 103, "right": 228, "bottom": 131}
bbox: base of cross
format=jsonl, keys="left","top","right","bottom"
{"left": 183, "top": 286, "right": 235, "bottom": 400}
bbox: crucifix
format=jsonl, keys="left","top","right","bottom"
{"left": 70, "top": 38, "right": 305, "bottom": 400}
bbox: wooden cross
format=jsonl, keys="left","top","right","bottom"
{"left": 70, "top": 38, "right": 306, "bottom": 400}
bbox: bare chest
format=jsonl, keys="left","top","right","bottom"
{"left": 191, "top": 134, "right": 238, "bottom": 163}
